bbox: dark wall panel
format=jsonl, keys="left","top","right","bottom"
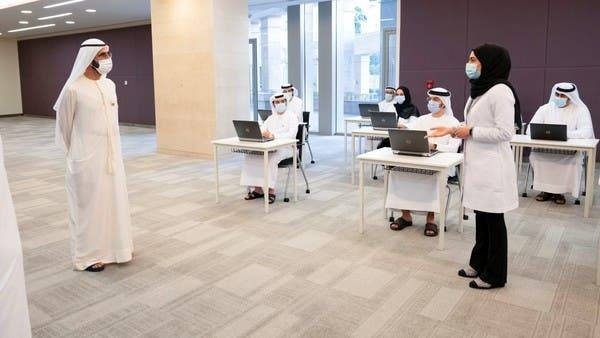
{"left": 18, "top": 25, "right": 155, "bottom": 125}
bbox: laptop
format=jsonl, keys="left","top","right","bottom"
{"left": 358, "top": 103, "right": 380, "bottom": 117}
{"left": 389, "top": 129, "right": 438, "bottom": 157}
{"left": 233, "top": 120, "right": 274, "bottom": 142}
{"left": 529, "top": 123, "right": 567, "bottom": 141}
{"left": 257, "top": 109, "right": 272, "bottom": 122}
{"left": 370, "top": 112, "right": 398, "bottom": 130}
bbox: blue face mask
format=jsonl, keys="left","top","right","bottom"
{"left": 465, "top": 62, "right": 480, "bottom": 79}
{"left": 552, "top": 96, "right": 568, "bottom": 108}
{"left": 427, "top": 101, "right": 441, "bottom": 114}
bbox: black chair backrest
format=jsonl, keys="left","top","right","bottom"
{"left": 295, "top": 123, "right": 305, "bottom": 161}
{"left": 302, "top": 111, "right": 310, "bottom": 125}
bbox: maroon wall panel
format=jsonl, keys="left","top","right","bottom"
{"left": 399, "top": 0, "right": 600, "bottom": 154}
{"left": 18, "top": 25, "right": 155, "bottom": 125}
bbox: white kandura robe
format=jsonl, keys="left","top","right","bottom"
{"left": 0, "top": 136, "right": 32, "bottom": 338}
{"left": 378, "top": 100, "right": 396, "bottom": 113}
{"left": 385, "top": 113, "right": 461, "bottom": 212}
{"left": 527, "top": 103, "right": 594, "bottom": 197}
{"left": 240, "top": 110, "right": 298, "bottom": 189}
{"left": 288, "top": 96, "right": 304, "bottom": 123}
{"left": 56, "top": 76, "right": 133, "bottom": 271}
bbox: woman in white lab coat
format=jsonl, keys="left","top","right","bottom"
{"left": 240, "top": 94, "right": 298, "bottom": 204}
{"left": 429, "top": 44, "right": 520, "bottom": 289}
{"left": 387, "top": 88, "right": 461, "bottom": 237}
{"left": 527, "top": 82, "right": 594, "bottom": 204}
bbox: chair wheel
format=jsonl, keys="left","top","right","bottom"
{"left": 311, "top": 160, "right": 315, "bottom": 164}
{"left": 582, "top": 191, "right": 586, "bottom": 196}
{"left": 444, "top": 226, "right": 447, "bottom": 232}
{"left": 463, "top": 215, "right": 469, "bottom": 220}
{"left": 306, "top": 189, "right": 310, "bottom": 194}
{"left": 521, "top": 193, "right": 527, "bottom": 197}
{"left": 284, "top": 198, "right": 290, "bottom": 202}
{"left": 574, "top": 199, "right": 581, "bottom": 205}
{"left": 389, "top": 216, "right": 395, "bottom": 222}
{"left": 373, "top": 176, "right": 378, "bottom": 180}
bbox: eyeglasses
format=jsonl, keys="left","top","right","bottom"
{"left": 96, "top": 51, "right": 112, "bottom": 59}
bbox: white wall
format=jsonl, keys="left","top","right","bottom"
{"left": 0, "top": 39, "right": 23, "bottom": 116}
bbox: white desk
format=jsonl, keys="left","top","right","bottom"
{"left": 212, "top": 137, "right": 297, "bottom": 213}
{"left": 510, "top": 135, "right": 598, "bottom": 218}
{"left": 344, "top": 116, "right": 372, "bottom": 164}
{"left": 350, "top": 127, "right": 389, "bottom": 184}
{"left": 357, "top": 148, "right": 464, "bottom": 250}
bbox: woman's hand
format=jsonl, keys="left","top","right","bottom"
{"left": 427, "top": 126, "right": 454, "bottom": 138}
{"left": 454, "top": 125, "right": 472, "bottom": 139}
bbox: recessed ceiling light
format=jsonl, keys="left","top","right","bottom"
{"left": 65, "top": 20, "right": 75, "bottom": 24}
{"left": 38, "top": 12, "right": 72, "bottom": 20}
{"left": 20, "top": 10, "right": 32, "bottom": 14}
{"left": 85, "top": 9, "right": 96, "bottom": 13}
{"left": 8, "top": 23, "right": 56, "bottom": 33}
{"left": 0, "top": 33, "right": 3, "bottom": 36}
{"left": 19, "top": 21, "right": 29, "bottom": 24}
{"left": 44, "top": 0, "right": 85, "bottom": 9}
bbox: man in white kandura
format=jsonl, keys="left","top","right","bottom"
{"left": 0, "top": 137, "right": 31, "bottom": 337}
{"left": 387, "top": 88, "right": 461, "bottom": 237}
{"left": 241, "top": 93, "right": 298, "bottom": 204}
{"left": 54, "top": 38, "right": 133, "bottom": 272}
{"left": 378, "top": 86, "right": 398, "bottom": 112}
{"left": 281, "top": 84, "right": 303, "bottom": 123}
{"left": 527, "top": 82, "right": 594, "bottom": 205}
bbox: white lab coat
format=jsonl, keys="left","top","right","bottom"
{"left": 385, "top": 113, "right": 461, "bottom": 212}
{"left": 0, "top": 136, "right": 32, "bottom": 338}
{"left": 288, "top": 96, "right": 303, "bottom": 123}
{"left": 463, "top": 84, "right": 519, "bottom": 213}
{"left": 56, "top": 76, "right": 134, "bottom": 271}
{"left": 527, "top": 103, "right": 594, "bottom": 196}
{"left": 240, "top": 110, "right": 298, "bottom": 189}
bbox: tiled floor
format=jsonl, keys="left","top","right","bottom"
{"left": 2, "top": 116, "right": 600, "bottom": 337}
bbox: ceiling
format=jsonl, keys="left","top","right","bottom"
{"left": 0, "top": 0, "right": 150, "bottom": 40}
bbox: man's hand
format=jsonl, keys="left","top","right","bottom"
{"left": 262, "top": 130, "right": 273, "bottom": 138}
{"left": 427, "top": 126, "right": 453, "bottom": 138}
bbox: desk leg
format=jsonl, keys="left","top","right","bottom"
{"left": 383, "top": 168, "right": 389, "bottom": 220}
{"left": 293, "top": 144, "right": 298, "bottom": 202}
{"left": 344, "top": 121, "right": 348, "bottom": 164}
{"left": 458, "top": 162, "right": 464, "bottom": 233}
{"left": 359, "top": 161, "right": 365, "bottom": 234}
{"left": 585, "top": 149, "right": 595, "bottom": 218}
{"left": 351, "top": 134, "right": 356, "bottom": 185}
{"left": 513, "top": 145, "right": 519, "bottom": 175}
{"left": 438, "top": 171, "right": 446, "bottom": 251}
{"left": 263, "top": 151, "right": 269, "bottom": 213}
{"left": 214, "top": 144, "right": 220, "bottom": 203}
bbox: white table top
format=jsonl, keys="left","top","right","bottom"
{"left": 511, "top": 134, "right": 599, "bottom": 149}
{"left": 357, "top": 147, "right": 463, "bottom": 169}
{"left": 351, "top": 127, "right": 390, "bottom": 137}
{"left": 345, "top": 116, "right": 371, "bottom": 123}
{"left": 212, "top": 137, "right": 296, "bottom": 150}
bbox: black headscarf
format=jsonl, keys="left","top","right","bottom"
{"left": 394, "top": 85, "right": 420, "bottom": 120}
{"left": 470, "top": 44, "right": 522, "bottom": 133}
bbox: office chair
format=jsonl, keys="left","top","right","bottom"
{"left": 302, "top": 111, "right": 315, "bottom": 164}
{"left": 278, "top": 123, "right": 310, "bottom": 202}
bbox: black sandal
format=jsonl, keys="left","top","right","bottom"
{"left": 85, "top": 263, "right": 105, "bottom": 272}
{"left": 268, "top": 194, "right": 276, "bottom": 204}
{"left": 424, "top": 223, "right": 438, "bottom": 237}
{"left": 244, "top": 190, "right": 264, "bottom": 200}
{"left": 390, "top": 217, "right": 412, "bottom": 231}
{"left": 468, "top": 279, "right": 504, "bottom": 290}
{"left": 535, "top": 192, "right": 552, "bottom": 202}
{"left": 553, "top": 194, "right": 566, "bottom": 205}
{"left": 458, "top": 269, "right": 478, "bottom": 278}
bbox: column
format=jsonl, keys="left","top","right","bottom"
{"left": 318, "top": 1, "right": 336, "bottom": 135}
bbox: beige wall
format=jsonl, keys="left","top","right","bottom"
{"left": 0, "top": 39, "right": 23, "bottom": 116}
{"left": 151, "top": 0, "right": 249, "bottom": 157}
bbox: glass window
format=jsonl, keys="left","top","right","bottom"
{"left": 249, "top": 8, "right": 288, "bottom": 111}
{"left": 303, "top": 3, "right": 319, "bottom": 132}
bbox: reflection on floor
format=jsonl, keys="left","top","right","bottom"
{"left": 2, "top": 116, "right": 599, "bottom": 337}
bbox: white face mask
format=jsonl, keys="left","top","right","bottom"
{"left": 395, "top": 95, "right": 405, "bottom": 105}
{"left": 384, "top": 93, "right": 394, "bottom": 102}
{"left": 275, "top": 103, "right": 286, "bottom": 114}
{"left": 94, "top": 58, "right": 113, "bottom": 75}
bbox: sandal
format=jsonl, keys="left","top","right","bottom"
{"left": 85, "top": 263, "right": 105, "bottom": 272}
{"left": 468, "top": 278, "right": 504, "bottom": 290}
{"left": 390, "top": 217, "right": 412, "bottom": 231}
{"left": 553, "top": 194, "right": 566, "bottom": 205}
{"left": 424, "top": 223, "right": 438, "bottom": 237}
{"left": 244, "top": 190, "right": 264, "bottom": 200}
{"left": 535, "top": 192, "right": 552, "bottom": 202}
{"left": 458, "top": 268, "right": 478, "bottom": 278}
{"left": 268, "top": 194, "right": 276, "bottom": 204}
